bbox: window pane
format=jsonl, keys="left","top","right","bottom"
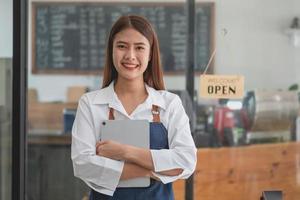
{"left": 0, "top": 0, "right": 13, "bottom": 199}
{"left": 25, "top": 0, "right": 300, "bottom": 200}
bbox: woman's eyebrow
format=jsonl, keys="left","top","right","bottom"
{"left": 134, "top": 42, "right": 147, "bottom": 46}
{"left": 115, "top": 41, "right": 127, "bottom": 45}
{"left": 115, "top": 41, "right": 147, "bottom": 46}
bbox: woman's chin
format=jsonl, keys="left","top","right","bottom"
{"left": 118, "top": 73, "right": 143, "bottom": 81}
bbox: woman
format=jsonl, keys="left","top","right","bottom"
{"left": 71, "top": 15, "right": 197, "bottom": 200}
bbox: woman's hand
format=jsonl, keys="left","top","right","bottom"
{"left": 149, "top": 172, "right": 161, "bottom": 181}
{"left": 96, "top": 140, "right": 127, "bottom": 160}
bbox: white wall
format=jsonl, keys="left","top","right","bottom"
{"left": 25, "top": 0, "right": 300, "bottom": 101}
{"left": 214, "top": 0, "right": 300, "bottom": 91}
{"left": 0, "top": 0, "right": 12, "bottom": 57}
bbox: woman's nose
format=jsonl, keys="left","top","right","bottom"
{"left": 124, "top": 48, "right": 136, "bottom": 60}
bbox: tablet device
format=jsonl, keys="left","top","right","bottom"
{"left": 100, "top": 119, "right": 150, "bottom": 187}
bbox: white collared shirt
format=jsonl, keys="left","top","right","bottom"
{"left": 71, "top": 82, "right": 197, "bottom": 196}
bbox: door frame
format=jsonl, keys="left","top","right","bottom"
{"left": 12, "top": 0, "right": 27, "bottom": 199}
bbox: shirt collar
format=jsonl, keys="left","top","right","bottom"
{"left": 144, "top": 84, "right": 166, "bottom": 110}
{"left": 92, "top": 81, "right": 166, "bottom": 110}
{"left": 91, "top": 81, "right": 115, "bottom": 105}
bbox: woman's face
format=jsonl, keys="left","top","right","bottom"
{"left": 112, "top": 28, "right": 151, "bottom": 82}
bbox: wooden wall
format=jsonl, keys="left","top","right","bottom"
{"left": 173, "top": 142, "right": 300, "bottom": 200}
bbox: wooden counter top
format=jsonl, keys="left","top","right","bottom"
{"left": 27, "top": 131, "right": 300, "bottom": 199}
{"left": 28, "top": 132, "right": 71, "bottom": 145}
{"left": 173, "top": 142, "right": 300, "bottom": 200}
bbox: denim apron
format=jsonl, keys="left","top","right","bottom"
{"left": 89, "top": 105, "right": 174, "bottom": 200}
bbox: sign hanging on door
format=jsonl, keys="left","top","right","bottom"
{"left": 199, "top": 75, "right": 244, "bottom": 99}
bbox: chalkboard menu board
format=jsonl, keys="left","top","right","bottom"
{"left": 32, "top": 2, "right": 214, "bottom": 74}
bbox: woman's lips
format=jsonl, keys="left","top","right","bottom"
{"left": 122, "top": 63, "right": 139, "bottom": 69}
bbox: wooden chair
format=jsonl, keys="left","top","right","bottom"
{"left": 260, "top": 191, "right": 283, "bottom": 200}
{"left": 66, "top": 86, "right": 88, "bottom": 103}
{"left": 28, "top": 88, "right": 38, "bottom": 103}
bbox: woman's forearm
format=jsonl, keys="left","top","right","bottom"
{"left": 123, "top": 145, "right": 183, "bottom": 176}
{"left": 120, "top": 162, "right": 151, "bottom": 180}
{"left": 96, "top": 141, "right": 183, "bottom": 177}
{"left": 158, "top": 168, "right": 183, "bottom": 176}
{"left": 123, "top": 145, "right": 154, "bottom": 170}
{"left": 121, "top": 162, "right": 181, "bottom": 181}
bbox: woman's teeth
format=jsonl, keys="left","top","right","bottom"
{"left": 122, "top": 63, "right": 138, "bottom": 68}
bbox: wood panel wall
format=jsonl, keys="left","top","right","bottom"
{"left": 173, "top": 142, "right": 300, "bottom": 200}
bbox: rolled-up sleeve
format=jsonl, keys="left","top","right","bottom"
{"left": 150, "top": 95, "right": 197, "bottom": 184}
{"left": 71, "top": 95, "right": 124, "bottom": 195}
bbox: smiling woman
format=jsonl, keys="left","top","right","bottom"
{"left": 102, "top": 15, "right": 164, "bottom": 90}
{"left": 71, "top": 15, "right": 197, "bottom": 200}
{"left": 112, "top": 28, "right": 151, "bottom": 83}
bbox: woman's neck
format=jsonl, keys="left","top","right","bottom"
{"left": 114, "top": 78, "right": 148, "bottom": 115}
{"left": 114, "top": 78, "right": 147, "bottom": 97}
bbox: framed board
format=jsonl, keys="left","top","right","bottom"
{"left": 31, "top": 2, "right": 214, "bottom": 74}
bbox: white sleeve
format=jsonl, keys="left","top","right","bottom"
{"left": 71, "top": 95, "right": 124, "bottom": 195}
{"left": 150, "top": 95, "right": 197, "bottom": 184}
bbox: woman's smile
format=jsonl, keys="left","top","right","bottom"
{"left": 121, "top": 62, "right": 140, "bottom": 70}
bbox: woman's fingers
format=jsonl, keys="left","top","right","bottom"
{"left": 95, "top": 140, "right": 110, "bottom": 155}
{"left": 96, "top": 140, "right": 107, "bottom": 149}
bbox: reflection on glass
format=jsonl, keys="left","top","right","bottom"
{"left": 0, "top": 58, "right": 12, "bottom": 200}
{"left": 27, "top": 86, "right": 89, "bottom": 199}
{"left": 25, "top": 0, "right": 300, "bottom": 199}
{"left": 195, "top": 90, "right": 299, "bottom": 148}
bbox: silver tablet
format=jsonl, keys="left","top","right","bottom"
{"left": 100, "top": 119, "right": 150, "bottom": 187}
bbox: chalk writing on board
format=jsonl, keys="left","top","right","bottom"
{"left": 32, "top": 3, "right": 213, "bottom": 73}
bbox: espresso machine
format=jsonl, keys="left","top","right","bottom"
{"left": 243, "top": 90, "right": 299, "bottom": 143}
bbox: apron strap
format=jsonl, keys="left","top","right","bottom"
{"left": 152, "top": 105, "right": 160, "bottom": 123}
{"left": 108, "top": 107, "right": 115, "bottom": 120}
{"left": 108, "top": 105, "right": 160, "bottom": 122}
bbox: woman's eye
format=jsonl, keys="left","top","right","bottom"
{"left": 136, "top": 46, "right": 145, "bottom": 51}
{"left": 117, "top": 45, "right": 126, "bottom": 49}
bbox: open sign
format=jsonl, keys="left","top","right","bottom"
{"left": 199, "top": 75, "right": 244, "bottom": 99}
